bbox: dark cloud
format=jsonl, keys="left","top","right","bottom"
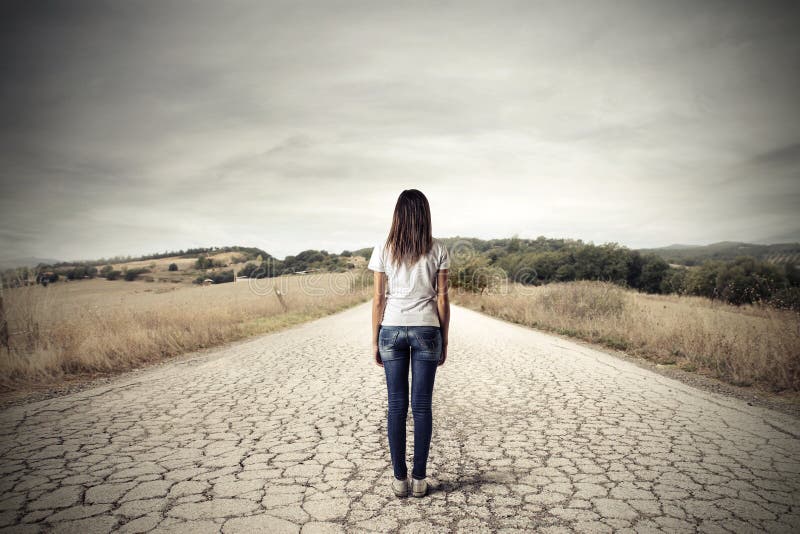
{"left": 752, "top": 143, "right": 800, "bottom": 167}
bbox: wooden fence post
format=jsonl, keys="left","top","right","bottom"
{"left": 274, "top": 285, "right": 288, "bottom": 312}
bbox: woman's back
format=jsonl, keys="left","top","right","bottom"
{"left": 368, "top": 238, "right": 449, "bottom": 327}
{"left": 370, "top": 189, "right": 449, "bottom": 496}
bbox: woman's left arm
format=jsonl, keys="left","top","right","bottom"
{"left": 372, "top": 271, "right": 387, "bottom": 366}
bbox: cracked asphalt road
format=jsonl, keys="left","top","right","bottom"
{"left": 1, "top": 302, "right": 799, "bottom": 533}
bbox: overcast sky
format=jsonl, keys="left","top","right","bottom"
{"left": 1, "top": 0, "right": 798, "bottom": 263}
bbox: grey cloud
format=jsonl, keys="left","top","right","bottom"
{"left": 1, "top": 0, "right": 799, "bottom": 261}
{"left": 752, "top": 143, "right": 800, "bottom": 167}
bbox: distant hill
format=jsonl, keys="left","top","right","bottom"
{"left": 638, "top": 241, "right": 800, "bottom": 266}
{"left": 6, "top": 238, "right": 798, "bottom": 276}
{"left": 1, "top": 245, "right": 373, "bottom": 289}
{"left": 0, "top": 257, "right": 62, "bottom": 270}
{"left": 659, "top": 244, "right": 703, "bottom": 250}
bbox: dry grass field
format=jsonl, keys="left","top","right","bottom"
{"left": 4, "top": 268, "right": 797, "bottom": 400}
{"left": 108, "top": 251, "right": 245, "bottom": 273}
{"left": 0, "top": 271, "right": 372, "bottom": 391}
{"left": 454, "top": 281, "right": 800, "bottom": 393}
{"left": 100, "top": 251, "right": 248, "bottom": 283}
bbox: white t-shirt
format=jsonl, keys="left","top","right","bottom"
{"left": 367, "top": 238, "right": 450, "bottom": 327}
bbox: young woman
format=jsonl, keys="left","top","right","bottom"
{"left": 368, "top": 189, "right": 450, "bottom": 498}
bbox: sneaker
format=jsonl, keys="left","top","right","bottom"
{"left": 411, "top": 477, "right": 428, "bottom": 497}
{"left": 391, "top": 476, "right": 409, "bottom": 497}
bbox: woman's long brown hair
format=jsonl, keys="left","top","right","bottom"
{"left": 385, "top": 189, "right": 433, "bottom": 269}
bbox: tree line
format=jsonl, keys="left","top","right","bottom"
{"left": 4, "top": 237, "right": 798, "bottom": 310}
{"left": 443, "top": 236, "right": 800, "bottom": 310}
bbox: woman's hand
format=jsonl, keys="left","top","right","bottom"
{"left": 372, "top": 272, "right": 387, "bottom": 368}
{"left": 438, "top": 341, "right": 448, "bottom": 366}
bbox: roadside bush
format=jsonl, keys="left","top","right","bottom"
{"left": 536, "top": 281, "right": 630, "bottom": 321}
{"left": 451, "top": 256, "right": 505, "bottom": 293}
{"left": 168, "top": 263, "right": 178, "bottom": 271}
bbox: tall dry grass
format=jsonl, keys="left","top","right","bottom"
{"left": 0, "top": 270, "right": 372, "bottom": 391}
{"left": 454, "top": 280, "right": 800, "bottom": 392}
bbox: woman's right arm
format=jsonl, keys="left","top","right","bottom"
{"left": 372, "top": 271, "right": 387, "bottom": 366}
{"left": 436, "top": 269, "right": 450, "bottom": 365}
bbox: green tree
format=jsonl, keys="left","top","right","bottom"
{"left": 714, "top": 257, "right": 783, "bottom": 305}
{"left": 195, "top": 255, "right": 213, "bottom": 269}
{"left": 124, "top": 268, "right": 150, "bottom": 281}
{"left": 451, "top": 256, "right": 504, "bottom": 293}
{"left": 554, "top": 263, "right": 576, "bottom": 282}
{"left": 684, "top": 261, "right": 723, "bottom": 298}
{"left": 638, "top": 254, "right": 670, "bottom": 293}
{"left": 660, "top": 267, "right": 687, "bottom": 294}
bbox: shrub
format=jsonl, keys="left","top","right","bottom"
{"left": 637, "top": 254, "right": 670, "bottom": 293}
{"left": 124, "top": 268, "right": 150, "bottom": 281}
{"left": 240, "top": 262, "right": 275, "bottom": 278}
{"left": 769, "top": 287, "right": 800, "bottom": 311}
{"left": 36, "top": 271, "right": 59, "bottom": 284}
{"left": 168, "top": 263, "right": 178, "bottom": 271}
{"left": 195, "top": 255, "right": 213, "bottom": 270}
{"left": 194, "top": 270, "right": 235, "bottom": 285}
{"left": 64, "top": 265, "right": 98, "bottom": 280}
{"left": 682, "top": 257, "right": 788, "bottom": 306}
{"left": 536, "top": 281, "right": 630, "bottom": 321}
{"left": 660, "top": 267, "right": 688, "bottom": 294}
{"left": 451, "top": 256, "right": 506, "bottom": 293}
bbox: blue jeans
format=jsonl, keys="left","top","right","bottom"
{"left": 378, "top": 325, "right": 442, "bottom": 481}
